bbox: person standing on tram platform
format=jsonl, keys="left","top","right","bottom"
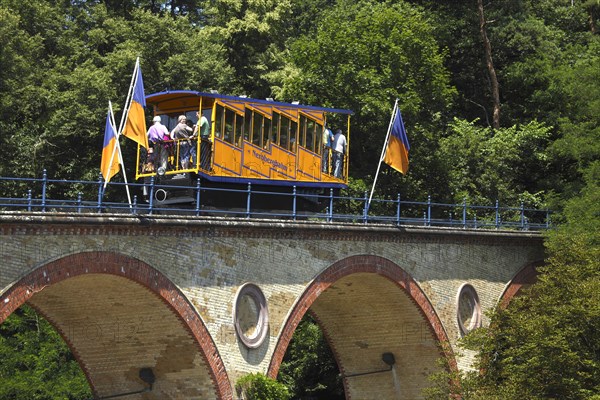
{"left": 332, "top": 128, "right": 347, "bottom": 178}
{"left": 322, "top": 123, "right": 334, "bottom": 173}
{"left": 170, "top": 115, "right": 193, "bottom": 169}
{"left": 146, "top": 115, "right": 170, "bottom": 172}
{"left": 190, "top": 111, "right": 211, "bottom": 169}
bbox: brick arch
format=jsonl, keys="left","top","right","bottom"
{"left": 268, "top": 254, "right": 455, "bottom": 379}
{"left": 499, "top": 261, "right": 542, "bottom": 308}
{"left": 0, "top": 251, "right": 232, "bottom": 400}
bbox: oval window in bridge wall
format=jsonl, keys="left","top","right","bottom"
{"left": 233, "top": 283, "right": 269, "bottom": 348}
{"left": 456, "top": 283, "right": 481, "bottom": 336}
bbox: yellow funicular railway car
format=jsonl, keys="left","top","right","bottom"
{"left": 137, "top": 90, "right": 353, "bottom": 210}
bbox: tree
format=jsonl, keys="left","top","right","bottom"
{"left": 446, "top": 163, "right": 600, "bottom": 399}
{"left": 0, "top": 305, "right": 91, "bottom": 399}
{"left": 277, "top": 314, "right": 343, "bottom": 399}
{"left": 545, "top": 36, "right": 600, "bottom": 211}
{"left": 236, "top": 373, "right": 291, "bottom": 400}
{"left": 274, "top": 0, "right": 456, "bottom": 200}
{"left": 477, "top": 0, "right": 501, "bottom": 129}
{"left": 202, "top": 0, "right": 293, "bottom": 98}
{"left": 438, "top": 118, "right": 552, "bottom": 207}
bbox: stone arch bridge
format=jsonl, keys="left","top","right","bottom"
{"left": 0, "top": 213, "right": 543, "bottom": 399}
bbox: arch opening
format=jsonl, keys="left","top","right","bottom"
{"left": 269, "top": 255, "right": 455, "bottom": 400}
{"left": 0, "top": 251, "right": 231, "bottom": 400}
{"left": 276, "top": 312, "right": 344, "bottom": 400}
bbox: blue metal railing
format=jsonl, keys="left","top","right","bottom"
{"left": 0, "top": 171, "right": 552, "bottom": 230}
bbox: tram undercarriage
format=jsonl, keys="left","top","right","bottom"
{"left": 143, "top": 173, "right": 338, "bottom": 214}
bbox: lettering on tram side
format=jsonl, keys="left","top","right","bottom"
{"left": 252, "top": 150, "right": 288, "bottom": 172}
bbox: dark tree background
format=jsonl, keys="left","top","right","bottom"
{"left": 0, "top": 0, "right": 598, "bottom": 398}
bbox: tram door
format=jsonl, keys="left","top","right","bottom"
{"left": 213, "top": 102, "right": 244, "bottom": 177}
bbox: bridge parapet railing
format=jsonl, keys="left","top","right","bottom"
{"left": 0, "top": 171, "right": 551, "bottom": 231}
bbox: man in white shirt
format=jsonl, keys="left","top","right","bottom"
{"left": 322, "top": 124, "right": 334, "bottom": 173}
{"left": 332, "top": 129, "right": 347, "bottom": 178}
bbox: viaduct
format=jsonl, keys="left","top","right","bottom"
{"left": 0, "top": 212, "right": 544, "bottom": 399}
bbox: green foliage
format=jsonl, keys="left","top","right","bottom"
{"left": 441, "top": 171, "right": 600, "bottom": 399}
{"left": 277, "top": 314, "right": 343, "bottom": 399}
{"left": 275, "top": 0, "right": 456, "bottom": 199}
{"left": 236, "top": 372, "right": 291, "bottom": 400}
{"left": 0, "top": 305, "right": 91, "bottom": 399}
{"left": 203, "top": 0, "right": 293, "bottom": 98}
{"left": 545, "top": 37, "right": 600, "bottom": 207}
{"left": 0, "top": 0, "right": 599, "bottom": 397}
{"left": 0, "top": 0, "right": 234, "bottom": 193}
{"left": 440, "top": 118, "right": 551, "bottom": 207}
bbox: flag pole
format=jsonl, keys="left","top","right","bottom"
{"left": 366, "top": 99, "right": 399, "bottom": 212}
{"left": 109, "top": 101, "right": 133, "bottom": 208}
{"left": 117, "top": 57, "right": 140, "bottom": 137}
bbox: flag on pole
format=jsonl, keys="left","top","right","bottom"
{"left": 101, "top": 109, "right": 120, "bottom": 183}
{"left": 122, "top": 61, "right": 149, "bottom": 149}
{"left": 383, "top": 107, "right": 410, "bottom": 174}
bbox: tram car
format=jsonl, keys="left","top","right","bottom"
{"left": 136, "top": 90, "right": 353, "bottom": 211}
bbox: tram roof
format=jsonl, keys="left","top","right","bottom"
{"left": 146, "top": 90, "right": 354, "bottom": 115}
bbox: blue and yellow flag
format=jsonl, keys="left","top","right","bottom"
{"left": 383, "top": 108, "right": 410, "bottom": 174}
{"left": 101, "top": 110, "right": 120, "bottom": 182}
{"left": 122, "top": 62, "right": 148, "bottom": 149}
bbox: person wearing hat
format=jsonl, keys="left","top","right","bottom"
{"left": 170, "top": 115, "right": 194, "bottom": 169}
{"left": 146, "top": 115, "right": 170, "bottom": 172}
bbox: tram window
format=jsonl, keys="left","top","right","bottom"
{"left": 235, "top": 114, "right": 244, "bottom": 147}
{"left": 225, "top": 108, "right": 236, "bottom": 144}
{"left": 199, "top": 109, "right": 212, "bottom": 137}
{"left": 215, "top": 105, "right": 224, "bottom": 139}
{"left": 306, "top": 119, "right": 315, "bottom": 152}
{"left": 290, "top": 120, "right": 298, "bottom": 152}
{"left": 271, "top": 113, "right": 280, "bottom": 145}
{"left": 299, "top": 115, "right": 307, "bottom": 147}
{"left": 252, "top": 112, "right": 263, "bottom": 147}
{"left": 316, "top": 123, "right": 323, "bottom": 154}
{"left": 244, "top": 109, "right": 252, "bottom": 143}
{"left": 264, "top": 117, "right": 272, "bottom": 148}
{"left": 186, "top": 110, "right": 197, "bottom": 125}
{"left": 280, "top": 116, "right": 290, "bottom": 150}
{"left": 162, "top": 115, "right": 177, "bottom": 131}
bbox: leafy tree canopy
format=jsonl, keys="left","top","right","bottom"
{"left": 437, "top": 164, "right": 600, "bottom": 400}
{"left": 273, "top": 0, "right": 456, "bottom": 199}
{"left": 277, "top": 314, "right": 343, "bottom": 399}
{"left": 439, "top": 118, "right": 552, "bottom": 206}
{"left": 0, "top": 305, "right": 91, "bottom": 399}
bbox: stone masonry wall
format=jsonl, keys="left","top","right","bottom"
{"left": 0, "top": 213, "right": 545, "bottom": 397}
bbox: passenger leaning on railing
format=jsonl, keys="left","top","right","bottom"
{"left": 146, "top": 116, "right": 170, "bottom": 173}
{"left": 170, "top": 115, "right": 193, "bottom": 169}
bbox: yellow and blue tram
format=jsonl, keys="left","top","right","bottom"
{"left": 136, "top": 91, "right": 353, "bottom": 209}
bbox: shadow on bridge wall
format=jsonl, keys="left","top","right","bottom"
{"left": 0, "top": 251, "right": 232, "bottom": 400}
